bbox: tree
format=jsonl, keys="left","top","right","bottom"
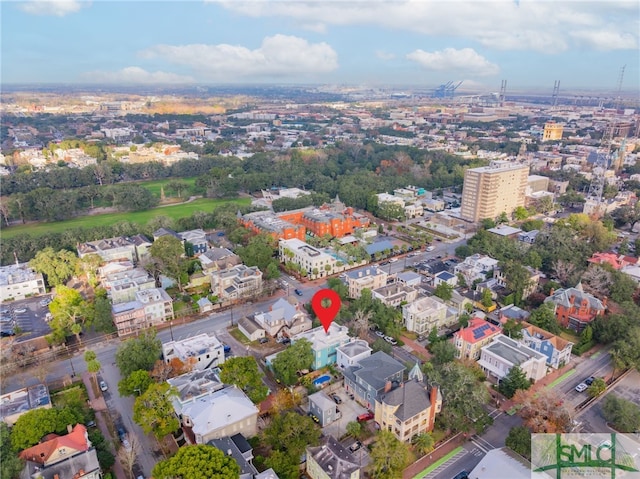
{"left": 502, "top": 319, "right": 523, "bottom": 339}
{"left": 117, "top": 434, "right": 140, "bottom": 479}
{"left": 506, "top": 426, "right": 532, "bottom": 460}
{"left": 434, "top": 282, "right": 453, "bottom": 301}
{"left": 29, "top": 247, "right": 78, "bottom": 287}
{"left": 601, "top": 394, "right": 640, "bottom": 432}
{"left": 133, "top": 383, "right": 179, "bottom": 439}
{"left": 93, "top": 295, "right": 116, "bottom": 333}
{"left": 480, "top": 288, "right": 493, "bottom": 308}
{"left": 271, "top": 338, "right": 313, "bottom": 385}
{"left": 149, "top": 235, "right": 188, "bottom": 291}
{"left": 346, "top": 421, "right": 362, "bottom": 438}
{"left": 513, "top": 206, "right": 530, "bottom": 221}
{"left": 513, "top": 388, "right": 572, "bottom": 433}
{"left": 84, "top": 350, "right": 101, "bottom": 384}
{"left": 369, "top": 430, "right": 410, "bottom": 479}
{"left": 153, "top": 444, "right": 240, "bottom": 479}
{"left": 11, "top": 407, "right": 84, "bottom": 451}
{"left": 371, "top": 338, "right": 393, "bottom": 354}
{"left": 118, "top": 370, "right": 153, "bottom": 397}
{"left": 412, "top": 432, "right": 435, "bottom": 455}
{"left": 219, "top": 357, "right": 268, "bottom": 403}
{"left": 47, "top": 285, "right": 91, "bottom": 344}
{"left": 529, "top": 303, "right": 560, "bottom": 334}
{"left": 430, "top": 340, "right": 457, "bottom": 365}
{"left": 236, "top": 232, "right": 279, "bottom": 273}
{"left": 262, "top": 411, "right": 321, "bottom": 460}
{"left": 587, "top": 377, "right": 607, "bottom": 398}
{"left": 327, "top": 277, "right": 349, "bottom": 300}
{"left": 500, "top": 260, "right": 534, "bottom": 306}
{"left": 115, "top": 330, "right": 162, "bottom": 378}
{"left": 498, "top": 365, "right": 531, "bottom": 399}
{"left": 611, "top": 326, "right": 640, "bottom": 371}
{"left": 1, "top": 423, "right": 23, "bottom": 479}
{"left": 264, "top": 450, "right": 299, "bottom": 479}
{"left": 424, "top": 361, "right": 491, "bottom": 433}
{"left": 352, "top": 309, "right": 372, "bottom": 339}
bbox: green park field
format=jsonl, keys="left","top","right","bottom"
{"left": 139, "top": 177, "right": 198, "bottom": 197}
{"left": 1, "top": 197, "right": 250, "bottom": 240}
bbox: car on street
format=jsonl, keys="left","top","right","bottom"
{"left": 426, "top": 245, "right": 435, "bottom": 251}
{"left": 0, "top": 329, "right": 15, "bottom": 337}
{"left": 388, "top": 258, "right": 398, "bottom": 263}
{"left": 294, "top": 289, "right": 303, "bottom": 296}
{"left": 380, "top": 261, "right": 390, "bottom": 266}
{"left": 452, "top": 471, "right": 469, "bottom": 479}
{"left": 575, "top": 383, "right": 588, "bottom": 393}
{"left": 357, "top": 412, "right": 374, "bottom": 422}
{"left": 39, "top": 298, "right": 52, "bottom": 306}
{"left": 332, "top": 394, "right": 342, "bottom": 404}
{"left": 384, "top": 336, "right": 397, "bottom": 345}
{"left": 584, "top": 376, "right": 595, "bottom": 386}
{"left": 375, "top": 330, "right": 385, "bottom": 337}
{"left": 99, "top": 380, "right": 108, "bottom": 392}
{"left": 349, "top": 441, "right": 362, "bottom": 452}
{"left": 14, "top": 308, "right": 27, "bottom": 313}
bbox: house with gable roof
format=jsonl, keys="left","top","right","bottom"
{"left": 519, "top": 322, "right": 573, "bottom": 369}
{"left": 544, "top": 283, "right": 606, "bottom": 333}
{"left": 253, "top": 297, "right": 311, "bottom": 338}
{"left": 306, "top": 435, "right": 361, "bottom": 479}
{"left": 343, "top": 351, "right": 405, "bottom": 411}
{"left": 453, "top": 317, "right": 501, "bottom": 360}
{"left": 19, "top": 424, "right": 100, "bottom": 479}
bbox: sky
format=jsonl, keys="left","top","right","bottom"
{"left": 1, "top": 0, "right": 639, "bottom": 92}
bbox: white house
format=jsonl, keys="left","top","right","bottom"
{"left": 210, "top": 264, "right": 263, "bottom": 301}
{"left": 433, "top": 271, "right": 458, "bottom": 287}
{"left": 0, "top": 263, "right": 46, "bottom": 302}
{"left": 162, "top": 333, "right": 225, "bottom": 371}
{"left": 336, "top": 339, "right": 372, "bottom": 370}
{"left": 454, "top": 254, "right": 499, "bottom": 286}
{"left": 344, "top": 267, "right": 388, "bottom": 299}
{"left": 279, "top": 238, "right": 339, "bottom": 279}
{"left": 478, "top": 334, "right": 547, "bottom": 383}
{"left": 402, "top": 296, "right": 449, "bottom": 334}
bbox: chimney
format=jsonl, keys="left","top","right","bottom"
{"left": 549, "top": 288, "right": 555, "bottom": 296}
{"left": 569, "top": 295, "right": 575, "bottom": 305}
{"left": 67, "top": 424, "right": 73, "bottom": 434}
{"left": 384, "top": 380, "right": 392, "bottom": 393}
{"left": 428, "top": 385, "right": 439, "bottom": 430}
{"left": 602, "top": 297, "right": 608, "bottom": 308}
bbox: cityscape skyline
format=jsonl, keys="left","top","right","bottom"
{"left": 1, "top": 0, "right": 639, "bottom": 92}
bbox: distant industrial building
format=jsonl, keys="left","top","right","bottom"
{"left": 460, "top": 161, "right": 529, "bottom": 223}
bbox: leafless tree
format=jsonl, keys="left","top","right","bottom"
{"left": 551, "top": 259, "right": 578, "bottom": 286}
{"left": 117, "top": 434, "right": 140, "bottom": 479}
{"left": 580, "top": 265, "right": 613, "bottom": 297}
{"left": 352, "top": 309, "right": 373, "bottom": 339}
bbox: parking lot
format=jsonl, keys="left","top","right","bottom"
{"left": 0, "top": 295, "right": 53, "bottom": 342}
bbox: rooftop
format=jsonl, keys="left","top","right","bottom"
{"left": 336, "top": 339, "right": 372, "bottom": 359}
{"left": 455, "top": 317, "right": 501, "bottom": 344}
{"left": 344, "top": 351, "right": 405, "bottom": 392}
{"left": 0, "top": 262, "right": 42, "bottom": 286}
{"left": 378, "top": 380, "right": 435, "bottom": 421}
{"left": 483, "top": 334, "right": 547, "bottom": 365}
{"left": 291, "top": 322, "right": 350, "bottom": 351}
{"left": 0, "top": 384, "right": 50, "bottom": 423}
{"left": 307, "top": 435, "right": 360, "bottom": 479}
{"left": 163, "top": 333, "right": 223, "bottom": 360}
{"left": 167, "top": 368, "right": 224, "bottom": 402}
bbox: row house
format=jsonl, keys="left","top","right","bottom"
{"left": 162, "top": 333, "right": 226, "bottom": 371}
{"left": 454, "top": 254, "right": 499, "bottom": 286}
{"left": 102, "top": 267, "right": 155, "bottom": 304}
{"left": 493, "top": 265, "right": 541, "bottom": 300}
{"left": 344, "top": 267, "right": 388, "bottom": 299}
{"left": 453, "top": 317, "right": 502, "bottom": 360}
{"left": 372, "top": 283, "right": 418, "bottom": 308}
{"left": 402, "top": 295, "right": 450, "bottom": 335}
{"left": 154, "top": 227, "right": 209, "bottom": 255}
{"left": 0, "top": 263, "right": 45, "bottom": 302}
{"left": 210, "top": 264, "right": 263, "bottom": 302}
{"left": 279, "top": 238, "right": 338, "bottom": 279}
{"left": 198, "top": 247, "right": 241, "bottom": 274}
{"left": 478, "top": 334, "right": 547, "bottom": 383}
{"left": 543, "top": 284, "right": 606, "bottom": 333}
{"left": 112, "top": 288, "right": 174, "bottom": 336}
{"left": 77, "top": 234, "right": 152, "bottom": 264}
{"left": 306, "top": 436, "right": 360, "bottom": 479}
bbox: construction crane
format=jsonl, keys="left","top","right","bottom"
{"left": 552, "top": 80, "right": 560, "bottom": 107}
{"left": 614, "top": 65, "right": 626, "bottom": 110}
{"left": 432, "top": 80, "right": 463, "bottom": 99}
{"left": 499, "top": 80, "right": 507, "bottom": 105}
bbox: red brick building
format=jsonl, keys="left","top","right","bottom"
{"left": 543, "top": 284, "right": 606, "bottom": 332}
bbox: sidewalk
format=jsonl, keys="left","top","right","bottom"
{"left": 403, "top": 433, "right": 466, "bottom": 479}
{"left": 82, "top": 372, "right": 127, "bottom": 479}
{"left": 400, "top": 335, "right": 432, "bottom": 361}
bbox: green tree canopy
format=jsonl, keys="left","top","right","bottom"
{"left": 1, "top": 423, "right": 23, "bottom": 479}
{"left": 262, "top": 411, "right": 321, "bottom": 460}
{"left": 498, "top": 365, "right": 531, "bottom": 399}
{"left": 430, "top": 340, "right": 458, "bottom": 365}
{"left": 506, "top": 425, "right": 532, "bottom": 460}
{"left": 115, "top": 330, "right": 162, "bottom": 378}
{"left": 433, "top": 282, "right": 453, "bottom": 301}
{"left": 219, "top": 356, "right": 268, "bottom": 403}
{"left": 236, "top": 232, "right": 279, "bottom": 273}
{"left": 369, "top": 430, "right": 410, "bottom": 479}
{"left": 133, "top": 383, "right": 179, "bottom": 439}
{"left": 612, "top": 326, "right": 640, "bottom": 372}
{"left": 11, "top": 407, "right": 84, "bottom": 451}
{"left": 29, "top": 247, "right": 78, "bottom": 287}
{"left": 529, "top": 302, "right": 560, "bottom": 334}
{"left": 152, "top": 444, "right": 240, "bottom": 479}
{"left": 587, "top": 377, "right": 607, "bottom": 398}
{"left": 601, "top": 394, "right": 640, "bottom": 433}
{"left": 149, "top": 235, "right": 189, "bottom": 290}
{"left": 118, "top": 369, "right": 153, "bottom": 397}
{"left": 502, "top": 319, "right": 523, "bottom": 339}
{"left": 271, "top": 338, "right": 314, "bottom": 385}
{"left": 47, "top": 285, "right": 91, "bottom": 344}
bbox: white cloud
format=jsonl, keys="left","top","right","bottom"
{"left": 301, "top": 22, "right": 327, "bottom": 34}
{"left": 217, "top": 0, "right": 639, "bottom": 52}
{"left": 407, "top": 48, "right": 499, "bottom": 76}
{"left": 81, "top": 67, "right": 194, "bottom": 84}
{"left": 141, "top": 34, "right": 338, "bottom": 79}
{"left": 570, "top": 30, "right": 638, "bottom": 50}
{"left": 376, "top": 50, "right": 396, "bottom": 61}
{"left": 18, "top": 0, "right": 89, "bottom": 16}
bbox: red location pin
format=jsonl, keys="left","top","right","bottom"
{"left": 311, "top": 289, "right": 341, "bottom": 334}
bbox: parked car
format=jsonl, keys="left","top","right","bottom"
{"left": 357, "top": 412, "right": 374, "bottom": 422}
{"left": 258, "top": 337, "right": 269, "bottom": 344}
{"left": 223, "top": 344, "right": 232, "bottom": 354}
{"left": 294, "top": 289, "right": 303, "bottom": 296}
{"left": 584, "top": 376, "right": 595, "bottom": 386}
{"left": 281, "top": 338, "right": 291, "bottom": 345}
{"left": 575, "top": 383, "right": 588, "bottom": 393}
{"left": 332, "top": 394, "right": 342, "bottom": 404}
{"left": 14, "top": 308, "right": 27, "bottom": 314}
{"left": 0, "top": 329, "right": 15, "bottom": 337}
{"left": 39, "top": 298, "right": 52, "bottom": 306}
{"left": 426, "top": 246, "right": 435, "bottom": 252}
{"left": 349, "top": 441, "right": 362, "bottom": 452}
{"left": 375, "top": 330, "right": 385, "bottom": 337}
{"left": 99, "top": 380, "right": 108, "bottom": 392}
{"left": 86, "top": 420, "right": 96, "bottom": 428}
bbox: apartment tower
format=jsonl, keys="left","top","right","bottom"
{"left": 460, "top": 161, "right": 529, "bottom": 223}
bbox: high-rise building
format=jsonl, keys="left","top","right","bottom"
{"left": 543, "top": 121, "right": 564, "bottom": 141}
{"left": 460, "top": 161, "right": 529, "bottom": 223}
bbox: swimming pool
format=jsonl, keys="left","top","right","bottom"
{"left": 313, "top": 375, "right": 331, "bottom": 387}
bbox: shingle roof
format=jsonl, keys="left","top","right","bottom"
{"left": 378, "top": 380, "right": 433, "bottom": 421}
{"left": 343, "top": 351, "right": 405, "bottom": 392}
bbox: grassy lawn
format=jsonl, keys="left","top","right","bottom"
{"left": 138, "top": 177, "right": 197, "bottom": 197}
{"left": 228, "top": 326, "right": 251, "bottom": 345}
{"left": 2, "top": 197, "right": 250, "bottom": 239}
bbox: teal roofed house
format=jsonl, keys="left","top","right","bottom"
{"left": 291, "top": 323, "right": 351, "bottom": 370}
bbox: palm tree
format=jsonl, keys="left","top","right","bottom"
{"left": 412, "top": 432, "right": 435, "bottom": 455}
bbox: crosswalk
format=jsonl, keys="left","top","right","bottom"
{"left": 470, "top": 435, "right": 494, "bottom": 453}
